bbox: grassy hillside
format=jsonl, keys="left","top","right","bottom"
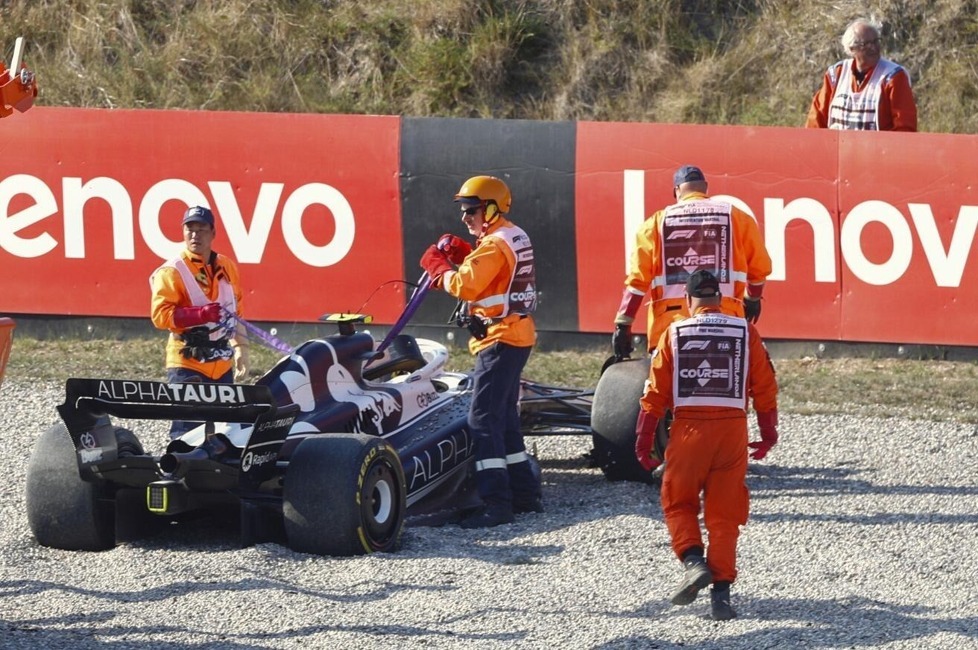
{"left": 3, "top": 0, "right": 977, "bottom": 132}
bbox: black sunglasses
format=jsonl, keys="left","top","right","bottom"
{"left": 461, "top": 205, "right": 483, "bottom": 216}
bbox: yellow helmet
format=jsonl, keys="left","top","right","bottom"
{"left": 454, "top": 175, "right": 511, "bottom": 215}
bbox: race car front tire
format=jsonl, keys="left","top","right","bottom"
{"left": 26, "top": 423, "right": 118, "bottom": 551}
{"left": 283, "top": 434, "right": 407, "bottom": 556}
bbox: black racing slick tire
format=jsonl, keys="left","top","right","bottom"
{"left": 26, "top": 423, "right": 119, "bottom": 551}
{"left": 283, "top": 434, "right": 407, "bottom": 556}
{"left": 591, "top": 356, "right": 665, "bottom": 484}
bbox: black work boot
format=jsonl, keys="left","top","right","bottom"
{"left": 670, "top": 555, "right": 712, "bottom": 606}
{"left": 710, "top": 585, "right": 736, "bottom": 621}
{"left": 513, "top": 496, "right": 544, "bottom": 514}
{"left": 458, "top": 504, "right": 515, "bottom": 529}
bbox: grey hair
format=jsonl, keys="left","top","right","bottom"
{"left": 841, "top": 17, "right": 882, "bottom": 52}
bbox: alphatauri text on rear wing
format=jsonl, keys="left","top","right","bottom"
{"left": 58, "top": 378, "right": 284, "bottom": 433}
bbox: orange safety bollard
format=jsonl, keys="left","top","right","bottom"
{"left": 0, "top": 317, "right": 15, "bottom": 390}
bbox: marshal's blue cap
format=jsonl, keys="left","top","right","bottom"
{"left": 673, "top": 165, "right": 706, "bottom": 186}
{"left": 182, "top": 205, "right": 214, "bottom": 227}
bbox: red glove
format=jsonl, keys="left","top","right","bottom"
{"left": 634, "top": 409, "right": 661, "bottom": 472}
{"left": 173, "top": 303, "right": 223, "bottom": 329}
{"left": 749, "top": 410, "right": 779, "bottom": 460}
{"left": 420, "top": 245, "right": 453, "bottom": 280}
{"left": 437, "top": 233, "right": 473, "bottom": 265}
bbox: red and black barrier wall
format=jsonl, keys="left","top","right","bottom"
{"left": 1, "top": 107, "right": 976, "bottom": 347}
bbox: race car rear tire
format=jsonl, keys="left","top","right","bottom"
{"left": 283, "top": 434, "right": 406, "bottom": 556}
{"left": 26, "top": 423, "right": 119, "bottom": 551}
{"left": 591, "top": 356, "right": 666, "bottom": 484}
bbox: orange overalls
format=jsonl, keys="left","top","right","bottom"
{"left": 619, "top": 193, "right": 772, "bottom": 350}
{"left": 640, "top": 306, "right": 778, "bottom": 584}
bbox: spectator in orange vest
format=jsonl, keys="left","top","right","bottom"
{"left": 806, "top": 18, "right": 917, "bottom": 131}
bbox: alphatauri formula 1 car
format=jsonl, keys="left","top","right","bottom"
{"left": 25, "top": 281, "right": 658, "bottom": 556}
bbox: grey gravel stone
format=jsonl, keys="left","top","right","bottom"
{"left": 2, "top": 378, "right": 977, "bottom": 648}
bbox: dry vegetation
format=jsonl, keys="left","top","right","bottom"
{"left": 2, "top": 0, "right": 977, "bottom": 131}
{"left": 7, "top": 334, "right": 978, "bottom": 424}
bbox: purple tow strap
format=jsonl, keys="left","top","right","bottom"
{"left": 376, "top": 272, "right": 431, "bottom": 355}
{"left": 220, "top": 308, "right": 295, "bottom": 355}
{"left": 219, "top": 271, "right": 432, "bottom": 357}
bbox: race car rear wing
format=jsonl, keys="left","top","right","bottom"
{"left": 58, "top": 378, "right": 282, "bottom": 431}
{"left": 58, "top": 378, "right": 299, "bottom": 486}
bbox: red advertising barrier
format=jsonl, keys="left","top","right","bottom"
{"left": 576, "top": 121, "right": 978, "bottom": 346}
{"left": 2, "top": 108, "right": 976, "bottom": 347}
{"left": 837, "top": 131, "right": 978, "bottom": 345}
{"left": 0, "top": 107, "right": 403, "bottom": 323}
